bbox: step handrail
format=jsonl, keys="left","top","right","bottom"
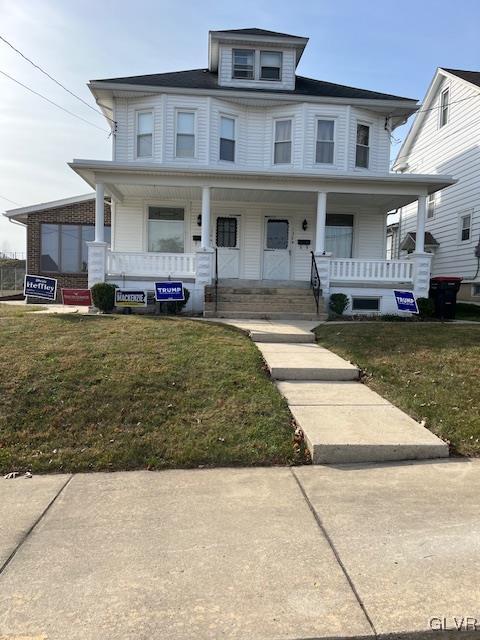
{"left": 310, "top": 252, "right": 321, "bottom": 315}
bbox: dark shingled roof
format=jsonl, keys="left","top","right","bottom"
{"left": 211, "top": 28, "right": 306, "bottom": 39}
{"left": 400, "top": 231, "right": 440, "bottom": 251}
{"left": 93, "top": 68, "right": 415, "bottom": 102}
{"left": 442, "top": 68, "right": 480, "bottom": 89}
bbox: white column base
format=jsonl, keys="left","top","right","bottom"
{"left": 313, "top": 252, "right": 332, "bottom": 295}
{"left": 87, "top": 241, "right": 108, "bottom": 289}
{"left": 407, "top": 251, "right": 433, "bottom": 299}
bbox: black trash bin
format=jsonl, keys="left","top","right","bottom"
{"left": 429, "top": 276, "right": 463, "bottom": 319}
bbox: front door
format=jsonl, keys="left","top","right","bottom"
{"left": 215, "top": 215, "right": 240, "bottom": 278}
{"left": 263, "top": 217, "right": 291, "bottom": 280}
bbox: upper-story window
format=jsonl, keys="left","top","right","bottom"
{"left": 316, "top": 119, "right": 335, "bottom": 164}
{"left": 440, "top": 88, "right": 449, "bottom": 128}
{"left": 274, "top": 119, "right": 292, "bottom": 164}
{"left": 232, "top": 49, "right": 255, "bottom": 79}
{"left": 355, "top": 123, "right": 370, "bottom": 168}
{"left": 175, "top": 111, "right": 195, "bottom": 158}
{"left": 219, "top": 116, "right": 235, "bottom": 162}
{"left": 260, "top": 51, "right": 282, "bottom": 81}
{"left": 136, "top": 111, "right": 153, "bottom": 158}
{"left": 427, "top": 193, "right": 436, "bottom": 219}
{"left": 460, "top": 212, "right": 471, "bottom": 242}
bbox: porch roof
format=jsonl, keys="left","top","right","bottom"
{"left": 69, "top": 160, "right": 456, "bottom": 211}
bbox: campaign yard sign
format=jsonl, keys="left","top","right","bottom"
{"left": 61, "top": 288, "right": 92, "bottom": 306}
{"left": 394, "top": 290, "right": 418, "bottom": 314}
{"left": 24, "top": 275, "right": 57, "bottom": 301}
{"left": 115, "top": 289, "right": 148, "bottom": 307}
{"left": 154, "top": 281, "right": 184, "bottom": 302}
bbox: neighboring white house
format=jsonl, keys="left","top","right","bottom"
{"left": 392, "top": 68, "right": 480, "bottom": 302}
{"left": 63, "top": 28, "right": 454, "bottom": 315}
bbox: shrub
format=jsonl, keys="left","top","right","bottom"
{"left": 161, "top": 287, "right": 190, "bottom": 315}
{"left": 329, "top": 293, "right": 349, "bottom": 316}
{"left": 417, "top": 297, "right": 435, "bottom": 319}
{"left": 91, "top": 283, "right": 117, "bottom": 313}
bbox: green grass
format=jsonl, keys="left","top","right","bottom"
{"left": 455, "top": 302, "right": 480, "bottom": 322}
{"left": 0, "top": 303, "right": 46, "bottom": 317}
{"left": 0, "top": 314, "right": 305, "bottom": 473}
{"left": 315, "top": 323, "right": 480, "bottom": 457}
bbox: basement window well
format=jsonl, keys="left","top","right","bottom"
{"left": 351, "top": 297, "right": 380, "bottom": 312}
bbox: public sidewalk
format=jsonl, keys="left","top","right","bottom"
{"left": 1, "top": 462, "right": 479, "bottom": 639}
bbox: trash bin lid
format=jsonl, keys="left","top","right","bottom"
{"left": 430, "top": 275, "right": 463, "bottom": 282}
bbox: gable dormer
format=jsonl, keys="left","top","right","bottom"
{"left": 209, "top": 28, "right": 308, "bottom": 91}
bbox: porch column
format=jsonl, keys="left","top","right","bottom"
{"left": 315, "top": 191, "right": 327, "bottom": 255}
{"left": 416, "top": 194, "right": 426, "bottom": 253}
{"left": 201, "top": 186, "right": 211, "bottom": 249}
{"left": 95, "top": 182, "right": 105, "bottom": 242}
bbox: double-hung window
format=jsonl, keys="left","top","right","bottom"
{"left": 219, "top": 116, "right": 235, "bottom": 162}
{"left": 316, "top": 119, "right": 335, "bottom": 164}
{"left": 136, "top": 111, "right": 153, "bottom": 158}
{"left": 260, "top": 51, "right": 282, "bottom": 80}
{"left": 40, "top": 224, "right": 111, "bottom": 272}
{"left": 274, "top": 119, "right": 292, "bottom": 164}
{"left": 460, "top": 213, "right": 471, "bottom": 242}
{"left": 233, "top": 49, "right": 255, "bottom": 79}
{"left": 440, "top": 88, "right": 449, "bottom": 128}
{"left": 176, "top": 111, "right": 195, "bottom": 158}
{"left": 148, "top": 207, "right": 184, "bottom": 253}
{"left": 427, "top": 194, "right": 436, "bottom": 219}
{"left": 355, "top": 123, "right": 370, "bottom": 168}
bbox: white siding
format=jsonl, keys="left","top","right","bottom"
{"left": 397, "top": 73, "right": 480, "bottom": 282}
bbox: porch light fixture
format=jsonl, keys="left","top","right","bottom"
{"left": 197, "top": 214, "right": 202, "bottom": 226}
{"left": 302, "top": 218, "right": 308, "bottom": 231}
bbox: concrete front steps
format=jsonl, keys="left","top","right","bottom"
{"left": 204, "top": 284, "right": 326, "bottom": 321}
{"left": 245, "top": 324, "right": 449, "bottom": 465}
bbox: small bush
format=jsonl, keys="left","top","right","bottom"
{"left": 161, "top": 287, "right": 190, "bottom": 315}
{"left": 417, "top": 297, "right": 435, "bottom": 319}
{"left": 329, "top": 293, "right": 349, "bottom": 316}
{"left": 91, "top": 283, "right": 116, "bottom": 313}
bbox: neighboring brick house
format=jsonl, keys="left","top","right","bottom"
{"left": 4, "top": 194, "right": 111, "bottom": 303}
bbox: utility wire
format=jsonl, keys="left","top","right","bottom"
{"left": 0, "top": 194, "right": 22, "bottom": 206}
{"left": 0, "top": 34, "right": 116, "bottom": 127}
{"left": 391, "top": 92, "right": 480, "bottom": 124}
{"left": 0, "top": 68, "right": 110, "bottom": 133}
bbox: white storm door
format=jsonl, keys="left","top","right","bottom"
{"left": 215, "top": 216, "right": 240, "bottom": 278}
{"left": 263, "top": 218, "right": 291, "bottom": 280}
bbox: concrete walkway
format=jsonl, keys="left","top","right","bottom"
{"left": 1, "top": 462, "right": 479, "bottom": 639}
{"left": 220, "top": 318, "right": 448, "bottom": 464}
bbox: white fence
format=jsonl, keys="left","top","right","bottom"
{"left": 330, "top": 259, "right": 413, "bottom": 283}
{"left": 107, "top": 251, "right": 196, "bottom": 278}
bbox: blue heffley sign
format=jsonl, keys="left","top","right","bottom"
{"left": 24, "top": 274, "right": 57, "bottom": 301}
{"left": 394, "top": 290, "right": 418, "bottom": 314}
{"left": 154, "top": 281, "right": 184, "bottom": 302}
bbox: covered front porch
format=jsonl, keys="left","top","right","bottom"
{"left": 69, "top": 161, "right": 454, "bottom": 314}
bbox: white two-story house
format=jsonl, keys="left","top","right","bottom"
{"left": 392, "top": 68, "right": 480, "bottom": 302}
{"left": 69, "top": 27, "right": 454, "bottom": 316}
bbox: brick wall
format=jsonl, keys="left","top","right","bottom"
{"left": 26, "top": 199, "right": 111, "bottom": 304}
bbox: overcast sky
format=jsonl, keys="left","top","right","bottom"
{"left": 1, "top": 0, "right": 479, "bottom": 253}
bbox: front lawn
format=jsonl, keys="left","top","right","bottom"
{"left": 0, "top": 315, "right": 304, "bottom": 473}
{"left": 0, "top": 303, "right": 46, "bottom": 317}
{"left": 315, "top": 324, "right": 480, "bottom": 456}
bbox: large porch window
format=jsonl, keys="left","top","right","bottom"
{"left": 325, "top": 214, "right": 353, "bottom": 258}
{"left": 148, "top": 207, "right": 184, "bottom": 253}
{"left": 41, "top": 223, "right": 111, "bottom": 272}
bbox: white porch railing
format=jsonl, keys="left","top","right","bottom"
{"left": 330, "top": 259, "right": 413, "bottom": 283}
{"left": 107, "top": 251, "right": 196, "bottom": 278}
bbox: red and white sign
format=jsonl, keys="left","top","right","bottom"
{"left": 61, "top": 288, "right": 92, "bottom": 306}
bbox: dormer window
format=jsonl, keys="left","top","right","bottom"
{"left": 233, "top": 49, "right": 255, "bottom": 79}
{"left": 260, "top": 51, "right": 282, "bottom": 80}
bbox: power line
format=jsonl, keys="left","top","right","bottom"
{"left": 0, "top": 34, "right": 116, "bottom": 127}
{"left": 0, "top": 68, "right": 110, "bottom": 133}
{"left": 0, "top": 194, "right": 22, "bottom": 206}
{"left": 391, "top": 92, "right": 480, "bottom": 125}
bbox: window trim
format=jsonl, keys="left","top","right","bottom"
{"left": 315, "top": 117, "right": 336, "bottom": 165}
{"left": 232, "top": 48, "right": 255, "bottom": 80}
{"left": 135, "top": 109, "right": 154, "bottom": 159}
{"left": 260, "top": 50, "right": 282, "bottom": 81}
{"left": 427, "top": 193, "right": 436, "bottom": 220}
{"left": 459, "top": 212, "right": 472, "bottom": 243}
{"left": 143, "top": 201, "right": 189, "bottom": 252}
{"left": 351, "top": 296, "right": 381, "bottom": 313}
{"left": 174, "top": 109, "right": 196, "bottom": 159}
{"left": 40, "top": 223, "right": 111, "bottom": 274}
{"left": 439, "top": 87, "right": 450, "bottom": 129}
{"left": 355, "top": 121, "right": 371, "bottom": 169}
{"left": 273, "top": 117, "right": 293, "bottom": 165}
{"left": 219, "top": 114, "right": 236, "bottom": 163}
